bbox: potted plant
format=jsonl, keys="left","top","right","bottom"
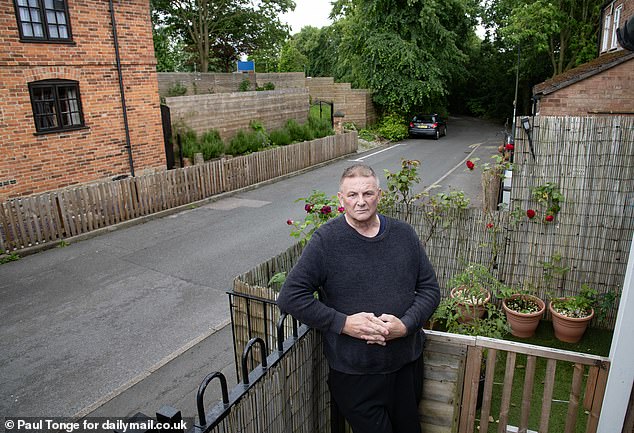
{"left": 499, "top": 285, "right": 546, "bottom": 338}
{"left": 447, "top": 264, "right": 506, "bottom": 323}
{"left": 549, "top": 284, "right": 597, "bottom": 343}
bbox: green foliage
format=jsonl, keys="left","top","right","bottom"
{"left": 551, "top": 284, "right": 598, "bottom": 318}
{"left": 256, "top": 82, "right": 276, "bottom": 91}
{"left": 227, "top": 130, "right": 264, "bottom": 155}
{"left": 308, "top": 116, "right": 334, "bottom": 139}
{"left": 238, "top": 79, "right": 251, "bottom": 92}
{"left": 199, "top": 130, "right": 225, "bottom": 160}
{"left": 288, "top": 190, "right": 344, "bottom": 245}
{"left": 177, "top": 127, "right": 199, "bottom": 160}
{"left": 448, "top": 263, "right": 510, "bottom": 302}
{"left": 531, "top": 182, "right": 564, "bottom": 221}
{"left": 285, "top": 119, "right": 314, "bottom": 142}
{"left": 0, "top": 252, "right": 20, "bottom": 265}
{"left": 268, "top": 271, "right": 287, "bottom": 292}
{"left": 379, "top": 159, "right": 423, "bottom": 217}
{"left": 151, "top": 0, "right": 293, "bottom": 73}
{"left": 278, "top": 42, "right": 309, "bottom": 72}
{"left": 376, "top": 113, "right": 408, "bottom": 142}
{"left": 166, "top": 82, "right": 188, "bottom": 97}
{"left": 269, "top": 129, "right": 292, "bottom": 146}
{"left": 431, "top": 298, "right": 510, "bottom": 339}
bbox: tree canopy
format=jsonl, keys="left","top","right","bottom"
{"left": 151, "top": 0, "right": 294, "bottom": 72}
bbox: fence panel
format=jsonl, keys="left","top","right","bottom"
{"left": 1, "top": 133, "right": 357, "bottom": 253}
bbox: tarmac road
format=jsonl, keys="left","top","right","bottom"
{"left": 0, "top": 116, "right": 504, "bottom": 421}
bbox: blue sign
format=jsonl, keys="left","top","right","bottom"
{"left": 237, "top": 61, "right": 255, "bottom": 72}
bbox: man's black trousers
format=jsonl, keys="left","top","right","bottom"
{"left": 327, "top": 354, "right": 424, "bottom": 433}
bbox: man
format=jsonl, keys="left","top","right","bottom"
{"left": 277, "top": 164, "right": 440, "bottom": 433}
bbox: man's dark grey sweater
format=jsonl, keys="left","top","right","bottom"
{"left": 277, "top": 215, "right": 440, "bottom": 375}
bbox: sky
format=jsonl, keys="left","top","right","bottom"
{"left": 280, "top": 0, "right": 334, "bottom": 34}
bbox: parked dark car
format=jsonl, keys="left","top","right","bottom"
{"left": 408, "top": 114, "right": 447, "bottom": 139}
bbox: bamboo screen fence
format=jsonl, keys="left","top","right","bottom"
{"left": 0, "top": 132, "right": 358, "bottom": 254}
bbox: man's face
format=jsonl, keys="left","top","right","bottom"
{"left": 337, "top": 175, "right": 381, "bottom": 224}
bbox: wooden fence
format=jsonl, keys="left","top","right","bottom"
{"left": 0, "top": 132, "right": 358, "bottom": 253}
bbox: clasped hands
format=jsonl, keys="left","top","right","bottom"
{"left": 342, "top": 312, "right": 407, "bottom": 346}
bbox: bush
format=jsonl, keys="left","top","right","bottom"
{"left": 269, "top": 129, "right": 292, "bottom": 146}
{"left": 199, "top": 130, "right": 225, "bottom": 160}
{"left": 308, "top": 116, "right": 333, "bottom": 139}
{"left": 256, "top": 82, "right": 275, "bottom": 91}
{"left": 238, "top": 79, "right": 251, "bottom": 92}
{"left": 177, "top": 127, "right": 198, "bottom": 160}
{"left": 286, "top": 119, "right": 314, "bottom": 142}
{"left": 377, "top": 113, "right": 408, "bottom": 141}
{"left": 227, "top": 129, "right": 268, "bottom": 155}
{"left": 166, "top": 82, "right": 187, "bottom": 97}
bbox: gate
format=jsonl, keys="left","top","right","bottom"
{"left": 311, "top": 100, "right": 334, "bottom": 127}
{"left": 160, "top": 104, "right": 175, "bottom": 169}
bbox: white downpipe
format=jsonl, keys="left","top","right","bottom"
{"left": 597, "top": 233, "right": 634, "bottom": 432}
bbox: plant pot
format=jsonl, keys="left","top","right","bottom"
{"left": 549, "top": 300, "right": 594, "bottom": 343}
{"left": 502, "top": 294, "right": 545, "bottom": 338}
{"left": 450, "top": 287, "right": 490, "bottom": 323}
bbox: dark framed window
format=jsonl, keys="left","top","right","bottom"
{"left": 14, "top": 0, "right": 72, "bottom": 42}
{"left": 28, "top": 80, "right": 85, "bottom": 133}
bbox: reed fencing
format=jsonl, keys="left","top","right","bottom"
{"left": 0, "top": 132, "right": 357, "bottom": 254}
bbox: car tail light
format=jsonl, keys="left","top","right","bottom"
{"left": 409, "top": 122, "right": 414, "bottom": 127}
{"left": 432, "top": 123, "right": 438, "bottom": 128}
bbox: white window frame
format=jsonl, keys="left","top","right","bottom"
{"left": 611, "top": 5, "right": 623, "bottom": 49}
{"left": 602, "top": 13, "right": 612, "bottom": 52}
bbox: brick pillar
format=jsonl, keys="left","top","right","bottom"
{"left": 334, "top": 111, "right": 345, "bottom": 134}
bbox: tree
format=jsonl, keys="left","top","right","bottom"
{"left": 151, "top": 0, "right": 294, "bottom": 72}
{"left": 332, "top": 0, "right": 479, "bottom": 114}
{"left": 484, "top": 0, "right": 602, "bottom": 77}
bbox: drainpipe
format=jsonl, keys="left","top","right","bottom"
{"left": 109, "top": 0, "right": 135, "bottom": 177}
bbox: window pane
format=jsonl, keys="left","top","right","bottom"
{"left": 32, "top": 86, "right": 58, "bottom": 130}
{"left": 44, "top": 0, "right": 54, "bottom": 8}
{"left": 48, "top": 26, "right": 59, "bottom": 39}
{"left": 28, "top": 0, "right": 39, "bottom": 6}
{"left": 47, "top": 10, "right": 58, "bottom": 24}
{"left": 58, "top": 25, "right": 68, "bottom": 39}
{"left": 58, "top": 86, "right": 82, "bottom": 127}
{"left": 56, "top": 11, "right": 66, "bottom": 24}
{"left": 22, "top": 23, "right": 34, "bottom": 37}
{"left": 33, "top": 23, "right": 44, "bottom": 37}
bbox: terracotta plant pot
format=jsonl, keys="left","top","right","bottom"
{"left": 549, "top": 301, "right": 594, "bottom": 343}
{"left": 450, "top": 287, "right": 490, "bottom": 323}
{"left": 502, "top": 294, "right": 545, "bottom": 338}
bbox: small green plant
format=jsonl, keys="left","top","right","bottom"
{"left": 550, "top": 284, "right": 598, "bottom": 318}
{"left": 256, "top": 82, "right": 275, "bottom": 91}
{"left": 57, "top": 239, "right": 69, "bottom": 248}
{"left": 430, "top": 298, "right": 509, "bottom": 339}
{"left": 530, "top": 182, "right": 564, "bottom": 223}
{"left": 166, "top": 82, "right": 188, "bottom": 97}
{"left": 238, "top": 79, "right": 251, "bottom": 92}
{"left": 379, "top": 159, "right": 423, "bottom": 219}
{"left": 269, "top": 128, "right": 292, "bottom": 146}
{"left": 268, "top": 271, "right": 287, "bottom": 292}
{"left": 285, "top": 119, "right": 313, "bottom": 142}
{"left": 540, "top": 252, "right": 570, "bottom": 287}
{"left": 448, "top": 263, "right": 508, "bottom": 305}
{"left": 376, "top": 113, "right": 408, "bottom": 141}
{"left": 0, "top": 252, "right": 20, "bottom": 264}
{"left": 199, "top": 130, "right": 225, "bottom": 160}
{"left": 287, "top": 190, "right": 344, "bottom": 245}
{"left": 420, "top": 190, "right": 469, "bottom": 245}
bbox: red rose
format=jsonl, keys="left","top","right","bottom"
{"left": 320, "top": 205, "right": 332, "bottom": 214}
{"left": 486, "top": 223, "right": 494, "bottom": 229}
{"left": 526, "top": 209, "right": 536, "bottom": 219}
{"left": 505, "top": 143, "right": 514, "bottom": 151}
{"left": 338, "top": 206, "right": 345, "bottom": 213}
{"left": 545, "top": 215, "right": 554, "bottom": 222}
{"left": 286, "top": 219, "right": 293, "bottom": 225}
{"left": 466, "top": 160, "right": 475, "bottom": 170}
{"left": 305, "top": 204, "right": 313, "bottom": 212}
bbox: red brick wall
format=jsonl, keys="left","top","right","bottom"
{"left": 0, "top": 0, "right": 165, "bottom": 199}
{"left": 537, "top": 59, "right": 634, "bottom": 116}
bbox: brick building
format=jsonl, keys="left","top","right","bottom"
{"left": 533, "top": 0, "right": 634, "bottom": 116}
{"left": 0, "top": 0, "right": 165, "bottom": 200}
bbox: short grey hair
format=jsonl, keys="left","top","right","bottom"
{"left": 339, "top": 164, "right": 380, "bottom": 189}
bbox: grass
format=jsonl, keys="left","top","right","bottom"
{"left": 477, "top": 321, "right": 612, "bottom": 433}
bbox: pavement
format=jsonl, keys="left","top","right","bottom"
{"left": 0, "top": 121, "right": 503, "bottom": 423}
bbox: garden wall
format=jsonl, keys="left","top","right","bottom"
{"left": 165, "top": 88, "right": 310, "bottom": 141}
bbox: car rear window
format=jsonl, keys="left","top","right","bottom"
{"left": 414, "top": 115, "right": 435, "bottom": 123}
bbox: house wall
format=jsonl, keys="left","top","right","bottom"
{"left": 165, "top": 89, "right": 310, "bottom": 141}
{"left": 600, "top": 0, "right": 634, "bottom": 55}
{"left": 0, "top": 0, "right": 165, "bottom": 200}
{"left": 536, "top": 60, "right": 634, "bottom": 115}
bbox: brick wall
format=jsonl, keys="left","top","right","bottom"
{"left": 0, "top": 0, "right": 165, "bottom": 199}
{"left": 305, "top": 77, "right": 376, "bottom": 128}
{"left": 165, "top": 89, "right": 310, "bottom": 141}
{"left": 537, "top": 59, "right": 634, "bottom": 115}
